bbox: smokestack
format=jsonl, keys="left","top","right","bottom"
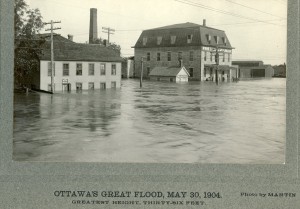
{"left": 67, "top": 34, "right": 73, "bottom": 41}
{"left": 89, "top": 8, "right": 98, "bottom": 44}
{"left": 203, "top": 19, "right": 206, "bottom": 26}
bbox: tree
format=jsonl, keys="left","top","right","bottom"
{"left": 14, "top": 0, "right": 45, "bottom": 88}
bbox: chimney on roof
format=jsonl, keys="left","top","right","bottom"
{"left": 68, "top": 34, "right": 73, "bottom": 41}
{"left": 203, "top": 19, "right": 206, "bottom": 26}
{"left": 89, "top": 8, "right": 98, "bottom": 44}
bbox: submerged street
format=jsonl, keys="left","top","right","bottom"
{"left": 13, "top": 78, "right": 286, "bottom": 163}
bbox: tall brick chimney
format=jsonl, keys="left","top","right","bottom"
{"left": 89, "top": 8, "right": 98, "bottom": 44}
{"left": 203, "top": 19, "right": 206, "bottom": 26}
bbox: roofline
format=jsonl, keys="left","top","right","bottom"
{"left": 40, "top": 59, "right": 122, "bottom": 63}
{"left": 232, "top": 60, "right": 263, "bottom": 62}
{"left": 144, "top": 25, "right": 225, "bottom": 32}
{"left": 133, "top": 45, "right": 234, "bottom": 49}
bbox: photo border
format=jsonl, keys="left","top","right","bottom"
{"left": 0, "top": 0, "right": 298, "bottom": 184}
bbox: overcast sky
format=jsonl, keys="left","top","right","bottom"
{"left": 27, "top": 0, "right": 287, "bottom": 65}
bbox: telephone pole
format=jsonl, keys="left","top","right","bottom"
{"left": 102, "top": 27, "right": 115, "bottom": 44}
{"left": 45, "top": 20, "right": 61, "bottom": 93}
{"left": 212, "top": 45, "right": 224, "bottom": 85}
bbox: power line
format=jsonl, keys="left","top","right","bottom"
{"left": 174, "top": 0, "right": 284, "bottom": 26}
{"left": 69, "top": 18, "right": 285, "bottom": 36}
{"left": 222, "top": 0, "right": 285, "bottom": 19}
{"left": 102, "top": 27, "right": 115, "bottom": 44}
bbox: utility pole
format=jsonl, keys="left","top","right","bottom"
{"left": 140, "top": 57, "right": 144, "bottom": 88}
{"left": 45, "top": 20, "right": 61, "bottom": 93}
{"left": 102, "top": 27, "right": 115, "bottom": 44}
{"left": 212, "top": 45, "right": 223, "bottom": 85}
{"left": 215, "top": 48, "right": 219, "bottom": 85}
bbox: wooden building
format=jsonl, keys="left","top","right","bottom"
{"left": 149, "top": 66, "right": 190, "bottom": 82}
{"left": 232, "top": 60, "right": 275, "bottom": 78}
{"left": 31, "top": 34, "right": 122, "bottom": 92}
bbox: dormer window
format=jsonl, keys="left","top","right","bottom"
{"left": 143, "top": 37, "right": 147, "bottom": 46}
{"left": 171, "top": 36, "right": 176, "bottom": 44}
{"left": 207, "top": 34, "right": 211, "bottom": 44}
{"left": 187, "top": 34, "right": 193, "bottom": 43}
{"left": 214, "top": 36, "right": 219, "bottom": 44}
{"left": 157, "top": 36, "right": 162, "bottom": 45}
{"left": 223, "top": 37, "right": 227, "bottom": 45}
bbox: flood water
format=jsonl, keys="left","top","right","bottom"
{"left": 13, "top": 78, "right": 286, "bottom": 163}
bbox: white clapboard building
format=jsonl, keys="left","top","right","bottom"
{"left": 32, "top": 34, "right": 122, "bottom": 92}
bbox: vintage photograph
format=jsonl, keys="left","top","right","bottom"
{"left": 13, "top": 0, "right": 287, "bottom": 163}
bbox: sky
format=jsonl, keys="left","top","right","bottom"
{"left": 27, "top": 0, "right": 287, "bottom": 65}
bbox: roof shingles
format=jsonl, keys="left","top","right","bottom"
{"left": 39, "top": 35, "right": 122, "bottom": 62}
{"left": 149, "top": 66, "right": 189, "bottom": 77}
{"left": 134, "top": 22, "right": 232, "bottom": 49}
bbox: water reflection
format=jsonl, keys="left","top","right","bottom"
{"left": 13, "top": 79, "right": 285, "bottom": 163}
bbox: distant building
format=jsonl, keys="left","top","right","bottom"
{"left": 149, "top": 66, "right": 190, "bottom": 82}
{"left": 31, "top": 34, "right": 122, "bottom": 92}
{"left": 133, "top": 20, "right": 237, "bottom": 81}
{"left": 273, "top": 64, "right": 286, "bottom": 77}
{"left": 121, "top": 56, "right": 135, "bottom": 78}
{"left": 232, "top": 60, "right": 274, "bottom": 78}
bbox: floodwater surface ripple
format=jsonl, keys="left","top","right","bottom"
{"left": 13, "top": 78, "right": 286, "bottom": 163}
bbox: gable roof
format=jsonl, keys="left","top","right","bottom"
{"left": 38, "top": 34, "right": 122, "bottom": 62}
{"left": 149, "top": 66, "right": 190, "bottom": 77}
{"left": 134, "top": 22, "right": 233, "bottom": 49}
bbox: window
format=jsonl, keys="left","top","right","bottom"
{"left": 111, "top": 64, "right": 117, "bottom": 75}
{"left": 147, "top": 52, "right": 150, "bottom": 61}
{"left": 100, "top": 82, "right": 106, "bottom": 89}
{"left": 88, "top": 82, "right": 94, "bottom": 90}
{"left": 76, "top": 82, "right": 82, "bottom": 90}
{"left": 170, "top": 78, "right": 174, "bottom": 82}
{"left": 210, "top": 52, "right": 213, "bottom": 62}
{"left": 228, "top": 54, "right": 231, "bottom": 62}
{"left": 76, "top": 63, "right": 82, "bottom": 76}
{"left": 189, "top": 68, "right": 194, "bottom": 77}
{"left": 207, "top": 34, "right": 211, "bottom": 44}
{"left": 178, "top": 52, "right": 182, "bottom": 60}
{"left": 89, "top": 63, "right": 95, "bottom": 75}
{"left": 215, "top": 36, "right": 219, "bottom": 44}
{"left": 187, "top": 34, "right": 193, "bottom": 43}
{"left": 204, "top": 67, "right": 208, "bottom": 75}
{"left": 189, "top": 51, "right": 194, "bottom": 61}
{"left": 143, "top": 37, "right": 147, "bottom": 46}
{"left": 48, "top": 62, "right": 55, "bottom": 76}
{"left": 147, "top": 67, "right": 150, "bottom": 75}
{"left": 167, "top": 52, "right": 171, "bottom": 61}
{"left": 100, "top": 63, "right": 106, "bottom": 75}
{"left": 171, "top": 36, "right": 176, "bottom": 44}
{"left": 157, "top": 36, "right": 162, "bottom": 45}
{"left": 111, "top": 81, "right": 117, "bottom": 88}
{"left": 157, "top": 52, "right": 161, "bottom": 61}
{"left": 223, "top": 53, "right": 225, "bottom": 62}
{"left": 223, "top": 37, "right": 227, "bottom": 45}
{"left": 63, "top": 63, "right": 69, "bottom": 76}
{"left": 204, "top": 51, "right": 207, "bottom": 61}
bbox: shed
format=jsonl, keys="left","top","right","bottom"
{"left": 149, "top": 66, "right": 190, "bottom": 82}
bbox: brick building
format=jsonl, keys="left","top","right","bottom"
{"left": 133, "top": 21, "right": 236, "bottom": 81}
